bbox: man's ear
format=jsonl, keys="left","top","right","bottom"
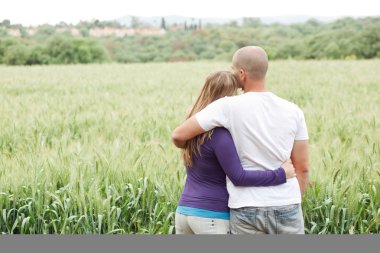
{"left": 239, "top": 69, "right": 245, "bottom": 82}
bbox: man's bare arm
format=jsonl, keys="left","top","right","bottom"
{"left": 290, "top": 140, "right": 309, "bottom": 196}
{"left": 172, "top": 115, "right": 206, "bottom": 148}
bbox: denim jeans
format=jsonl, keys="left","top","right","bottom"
{"left": 175, "top": 212, "right": 230, "bottom": 234}
{"left": 230, "top": 204, "right": 305, "bottom": 234}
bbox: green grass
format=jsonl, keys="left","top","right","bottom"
{"left": 0, "top": 61, "right": 379, "bottom": 234}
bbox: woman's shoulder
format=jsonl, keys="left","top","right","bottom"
{"left": 208, "top": 128, "right": 236, "bottom": 151}
{"left": 211, "top": 127, "right": 232, "bottom": 139}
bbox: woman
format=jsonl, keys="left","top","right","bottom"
{"left": 175, "top": 71, "right": 295, "bottom": 234}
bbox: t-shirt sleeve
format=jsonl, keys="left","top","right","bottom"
{"left": 211, "top": 128, "right": 286, "bottom": 186}
{"left": 295, "top": 109, "right": 309, "bottom": 140}
{"left": 195, "top": 97, "right": 229, "bottom": 131}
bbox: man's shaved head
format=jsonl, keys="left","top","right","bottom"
{"left": 232, "top": 46, "right": 268, "bottom": 81}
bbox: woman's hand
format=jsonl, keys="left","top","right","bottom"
{"left": 281, "top": 159, "right": 296, "bottom": 179}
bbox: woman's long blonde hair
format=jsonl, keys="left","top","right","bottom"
{"left": 182, "top": 71, "right": 239, "bottom": 167}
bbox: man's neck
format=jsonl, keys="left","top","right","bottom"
{"left": 243, "top": 80, "right": 266, "bottom": 92}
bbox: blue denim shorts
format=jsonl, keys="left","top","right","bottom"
{"left": 230, "top": 204, "right": 305, "bottom": 234}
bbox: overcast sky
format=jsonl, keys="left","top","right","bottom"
{"left": 1, "top": 0, "right": 379, "bottom": 26}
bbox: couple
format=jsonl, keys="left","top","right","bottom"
{"left": 172, "top": 46, "right": 309, "bottom": 234}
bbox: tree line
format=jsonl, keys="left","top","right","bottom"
{"left": 0, "top": 16, "right": 379, "bottom": 65}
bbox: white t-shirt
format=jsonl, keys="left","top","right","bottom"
{"left": 195, "top": 92, "right": 309, "bottom": 208}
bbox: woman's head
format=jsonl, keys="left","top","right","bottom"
{"left": 183, "top": 71, "right": 239, "bottom": 167}
{"left": 186, "top": 71, "right": 239, "bottom": 119}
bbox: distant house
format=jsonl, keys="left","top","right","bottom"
{"left": 56, "top": 28, "right": 67, "bottom": 33}
{"left": 6, "top": 26, "right": 167, "bottom": 38}
{"left": 26, "top": 28, "right": 37, "bottom": 36}
{"left": 89, "top": 27, "right": 135, "bottom": 37}
{"left": 169, "top": 24, "right": 185, "bottom": 32}
{"left": 7, "top": 28, "right": 21, "bottom": 37}
{"left": 70, "top": 28, "right": 80, "bottom": 36}
{"left": 89, "top": 27, "right": 166, "bottom": 37}
{"left": 136, "top": 28, "right": 166, "bottom": 36}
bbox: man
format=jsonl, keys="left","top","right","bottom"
{"left": 172, "top": 46, "right": 309, "bottom": 234}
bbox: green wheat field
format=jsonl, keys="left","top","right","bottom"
{"left": 0, "top": 61, "right": 379, "bottom": 234}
